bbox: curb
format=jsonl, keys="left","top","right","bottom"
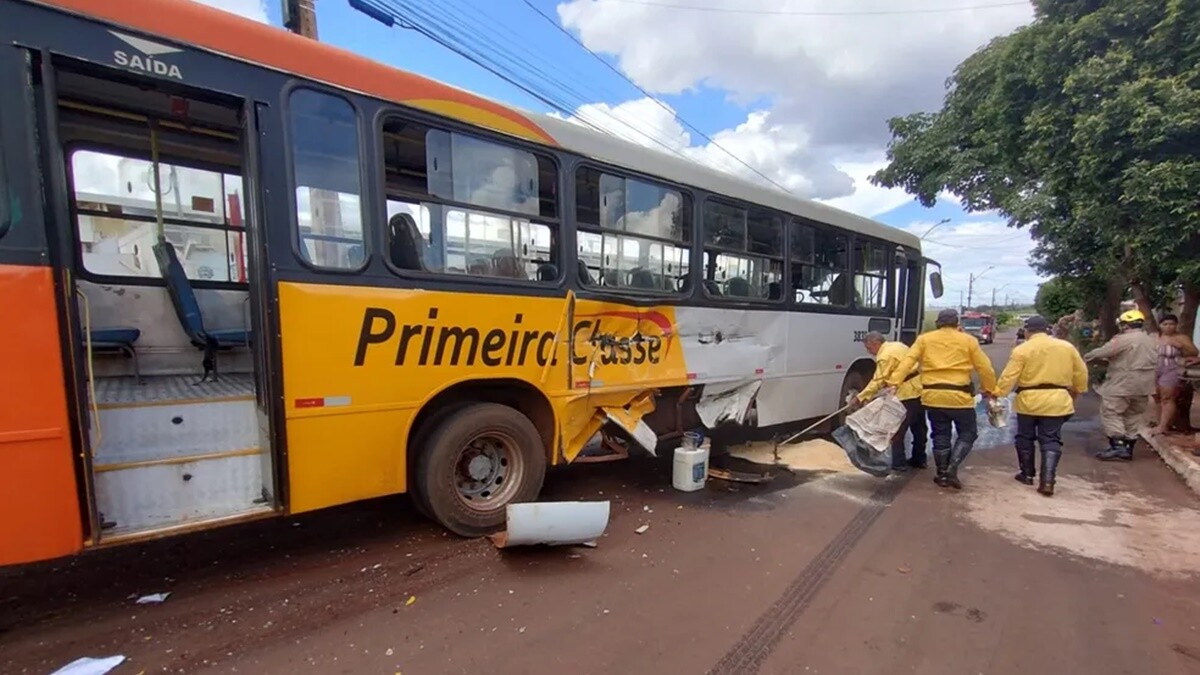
{"left": 1143, "top": 432, "right": 1200, "bottom": 498}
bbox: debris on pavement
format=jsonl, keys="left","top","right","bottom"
{"left": 135, "top": 592, "right": 171, "bottom": 604}
{"left": 707, "top": 467, "right": 773, "bottom": 484}
{"left": 490, "top": 501, "right": 611, "bottom": 549}
{"left": 405, "top": 596, "right": 416, "bottom": 606}
{"left": 634, "top": 524, "right": 650, "bottom": 534}
{"left": 50, "top": 655, "right": 126, "bottom": 675}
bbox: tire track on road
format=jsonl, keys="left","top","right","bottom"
{"left": 709, "top": 474, "right": 911, "bottom": 674}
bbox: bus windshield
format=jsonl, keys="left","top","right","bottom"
{"left": 962, "top": 317, "right": 988, "bottom": 328}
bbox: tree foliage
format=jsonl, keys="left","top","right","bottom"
{"left": 1035, "top": 277, "right": 1084, "bottom": 323}
{"left": 872, "top": 0, "right": 1200, "bottom": 336}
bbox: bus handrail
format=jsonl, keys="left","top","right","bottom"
{"left": 74, "top": 288, "right": 102, "bottom": 448}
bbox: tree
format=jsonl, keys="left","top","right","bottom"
{"left": 1035, "top": 277, "right": 1083, "bottom": 323}
{"left": 871, "top": 0, "right": 1200, "bottom": 337}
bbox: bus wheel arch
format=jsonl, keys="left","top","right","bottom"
{"left": 836, "top": 359, "right": 876, "bottom": 426}
{"left": 406, "top": 379, "right": 554, "bottom": 536}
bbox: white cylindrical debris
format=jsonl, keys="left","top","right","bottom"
{"left": 491, "top": 501, "right": 611, "bottom": 548}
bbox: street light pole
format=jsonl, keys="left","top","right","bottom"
{"left": 920, "top": 218, "right": 951, "bottom": 240}
{"left": 967, "top": 266, "right": 995, "bottom": 309}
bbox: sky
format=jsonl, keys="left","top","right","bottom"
{"left": 198, "top": 0, "right": 1041, "bottom": 308}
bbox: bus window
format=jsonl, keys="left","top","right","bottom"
{"left": 790, "top": 220, "right": 849, "bottom": 306}
{"left": 853, "top": 239, "right": 889, "bottom": 311}
{"left": 574, "top": 167, "right": 689, "bottom": 293}
{"left": 702, "top": 201, "right": 783, "bottom": 300}
{"left": 70, "top": 149, "right": 247, "bottom": 283}
{"left": 288, "top": 89, "right": 365, "bottom": 271}
{"left": 380, "top": 117, "right": 558, "bottom": 281}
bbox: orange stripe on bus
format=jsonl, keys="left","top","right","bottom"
{"left": 40, "top": 0, "right": 558, "bottom": 146}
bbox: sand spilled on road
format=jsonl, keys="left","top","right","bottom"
{"left": 961, "top": 467, "right": 1200, "bottom": 578}
{"left": 728, "top": 439, "right": 888, "bottom": 505}
{"left": 729, "top": 438, "right": 858, "bottom": 474}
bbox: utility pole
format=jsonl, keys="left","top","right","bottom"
{"left": 284, "top": 0, "right": 318, "bottom": 38}
{"left": 990, "top": 283, "right": 1011, "bottom": 312}
{"left": 967, "top": 266, "right": 995, "bottom": 310}
{"left": 282, "top": 0, "right": 341, "bottom": 265}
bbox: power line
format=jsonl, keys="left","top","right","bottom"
{"left": 586, "top": 0, "right": 1030, "bottom": 16}
{"left": 520, "top": 0, "right": 796, "bottom": 195}
{"left": 352, "top": 0, "right": 700, "bottom": 162}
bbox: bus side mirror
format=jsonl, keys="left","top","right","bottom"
{"left": 929, "top": 271, "right": 944, "bottom": 299}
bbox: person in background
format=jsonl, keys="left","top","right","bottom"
{"left": 1084, "top": 309, "right": 1159, "bottom": 461}
{"left": 994, "top": 316, "right": 1088, "bottom": 496}
{"left": 1150, "top": 313, "right": 1198, "bottom": 436}
{"left": 852, "top": 332, "right": 927, "bottom": 472}
{"left": 888, "top": 309, "right": 998, "bottom": 489}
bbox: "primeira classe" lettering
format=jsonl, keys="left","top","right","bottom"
{"left": 353, "top": 307, "right": 666, "bottom": 368}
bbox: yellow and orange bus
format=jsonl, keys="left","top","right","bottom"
{"left": 0, "top": 0, "right": 941, "bottom": 566}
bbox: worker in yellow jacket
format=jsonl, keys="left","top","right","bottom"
{"left": 993, "top": 316, "right": 1088, "bottom": 496}
{"left": 854, "top": 332, "right": 926, "bottom": 472}
{"left": 888, "top": 309, "right": 998, "bottom": 490}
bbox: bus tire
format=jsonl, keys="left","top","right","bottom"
{"left": 407, "top": 402, "right": 470, "bottom": 520}
{"left": 836, "top": 371, "right": 867, "bottom": 428}
{"left": 414, "top": 402, "right": 547, "bottom": 537}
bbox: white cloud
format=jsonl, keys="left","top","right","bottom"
{"left": 818, "top": 155, "right": 916, "bottom": 218}
{"left": 192, "top": 0, "right": 269, "bottom": 23}
{"left": 544, "top": 1, "right": 1036, "bottom": 217}
{"left": 557, "top": 0, "right": 1033, "bottom": 151}
{"left": 900, "top": 218, "right": 1045, "bottom": 307}
{"left": 555, "top": 98, "right": 854, "bottom": 199}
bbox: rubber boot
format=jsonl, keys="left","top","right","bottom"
{"left": 1014, "top": 445, "right": 1036, "bottom": 485}
{"left": 1123, "top": 437, "right": 1138, "bottom": 460}
{"left": 933, "top": 449, "right": 951, "bottom": 487}
{"left": 1037, "top": 449, "right": 1061, "bottom": 496}
{"left": 944, "top": 440, "right": 971, "bottom": 490}
{"left": 1096, "top": 437, "right": 1132, "bottom": 462}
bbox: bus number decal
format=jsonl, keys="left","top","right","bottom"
{"left": 852, "top": 330, "right": 868, "bottom": 343}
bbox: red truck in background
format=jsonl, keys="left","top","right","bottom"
{"left": 961, "top": 311, "right": 996, "bottom": 344}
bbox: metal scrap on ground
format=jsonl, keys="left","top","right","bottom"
{"left": 490, "top": 501, "right": 611, "bottom": 549}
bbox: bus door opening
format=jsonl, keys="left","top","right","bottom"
{"left": 54, "top": 63, "right": 277, "bottom": 542}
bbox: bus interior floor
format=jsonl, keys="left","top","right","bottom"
{"left": 94, "top": 373, "right": 255, "bottom": 406}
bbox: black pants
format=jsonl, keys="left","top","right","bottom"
{"left": 1015, "top": 414, "right": 1069, "bottom": 459}
{"left": 891, "top": 398, "right": 928, "bottom": 467}
{"left": 926, "top": 406, "right": 977, "bottom": 456}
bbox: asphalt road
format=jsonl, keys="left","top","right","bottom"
{"left": 4, "top": 332, "right": 1200, "bottom": 675}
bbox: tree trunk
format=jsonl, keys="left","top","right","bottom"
{"left": 1098, "top": 278, "right": 1123, "bottom": 340}
{"left": 1130, "top": 281, "right": 1159, "bottom": 333}
{"left": 1179, "top": 281, "right": 1199, "bottom": 340}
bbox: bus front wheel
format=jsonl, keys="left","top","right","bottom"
{"left": 413, "top": 402, "right": 547, "bottom": 537}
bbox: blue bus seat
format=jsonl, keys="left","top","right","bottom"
{"left": 152, "top": 240, "right": 252, "bottom": 383}
{"left": 87, "top": 326, "right": 142, "bottom": 382}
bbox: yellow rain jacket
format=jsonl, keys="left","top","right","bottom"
{"left": 858, "top": 341, "right": 922, "bottom": 402}
{"left": 994, "top": 333, "right": 1088, "bottom": 416}
{"left": 888, "top": 327, "right": 997, "bottom": 409}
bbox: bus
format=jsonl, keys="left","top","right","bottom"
{"left": 0, "top": 0, "right": 941, "bottom": 566}
{"left": 961, "top": 311, "right": 996, "bottom": 344}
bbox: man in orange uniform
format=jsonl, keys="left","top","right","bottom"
{"left": 994, "top": 316, "right": 1088, "bottom": 496}
{"left": 888, "top": 309, "right": 998, "bottom": 489}
{"left": 854, "top": 331, "right": 926, "bottom": 472}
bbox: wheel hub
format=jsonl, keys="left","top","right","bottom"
{"left": 456, "top": 436, "right": 513, "bottom": 507}
{"left": 466, "top": 454, "right": 493, "bottom": 481}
